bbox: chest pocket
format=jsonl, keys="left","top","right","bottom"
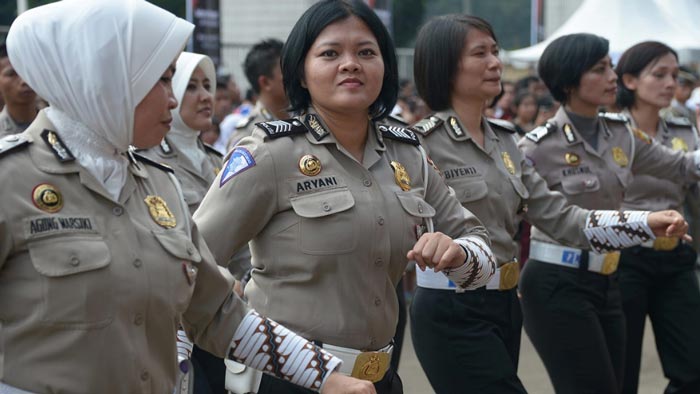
{"left": 290, "top": 187, "right": 357, "bottom": 255}
{"left": 509, "top": 176, "right": 529, "bottom": 200}
{"left": 560, "top": 175, "right": 600, "bottom": 195}
{"left": 447, "top": 178, "right": 489, "bottom": 203}
{"left": 152, "top": 229, "right": 202, "bottom": 313}
{"left": 396, "top": 191, "right": 436, "bottom": 252}
{"left": 28, "top": 236, "right": 113, "bottom": 328}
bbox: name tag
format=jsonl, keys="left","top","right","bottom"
{"left": 25, "top": 216, "right": 97, "bottom": 239}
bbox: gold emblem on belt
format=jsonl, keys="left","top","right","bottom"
{"left": 653, "top": 237, "right": 679, "bottom": 251}
{"left": 601, "top": 252, "right": 620, "bottom": 275}
{"left": 144, "top": 195, "right": 177, "bottom": 228}
{"left": 351, "top": 352, "right": 390, "bottom": 383}
{"left": 499, "top": 261, "right": 520, "bottom": 290}
{"left": 390, "top": 161, "right": 411, "bottom": 191}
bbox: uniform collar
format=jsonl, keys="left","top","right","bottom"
{"left": 434, "top": 109, "right": 500, "bottom": 143}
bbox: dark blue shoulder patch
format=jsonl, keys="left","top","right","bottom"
{"left": 486, "top": 118, "right": 516, "bottom": 133}
{"left": 131, "top": 152, "right": 174, "bottom": 173}
{"left": 410, "top": 116, "right": 444, "bottom": 136}
{"left": 525, "top": 122, "right": 556, "bottom": 143}
{"left": 378, "top": 124, "right": 420, "bottom": 145}
{"left": 599, "top": 112, "right": 629, "bottom": 123}
{"left": 256, "top": 119, "right": 307, "bottom": 139}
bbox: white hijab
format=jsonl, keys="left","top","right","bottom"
{"left": 7, "top": 0, "right": 194, "bottom": 200}
{"left": 168, "top": 52, "right": 216, "bottom": 173}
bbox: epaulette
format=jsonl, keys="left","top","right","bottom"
{"left": 378, "top": 124, "right": 420, "bottom": 146}
{"left": 599, "top": 112, "right": 629, "bottom": 123}
{"left": 387, "top": 113, "right": 409, "bottom": 126}
{"left": 665, "top": 116, "right": 693, "bottom": 128}
{"left": 203, "top": 143, "right": 223, "bottom": 158}
{"left": 525, "top": 122, "right": 556, "bottom": 143}
{"left": 159, "top": 138, "right": 173, "bottom": 155}
{"left": 131, "top": 151, "right": 174, "bottom": 173}
{"left": 486, "top": 118, "right": 516, "bottom": 134}
{"left": 410, "top": 116, "right": 443, "bottom": 136}
{"left": 236, "top": 115, "right": 256, "bottom": 129}
{"left": 0, "top": 133, "right": 30, "bottom": 157}
{"left": 255, "top": 118, "right": 307, "bottom": 140}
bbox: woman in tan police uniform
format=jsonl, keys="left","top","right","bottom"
{"left": 193, "top": 1, "right": 498, "bottom": 393}
{"left": 0, "top": 1, "right": 375, "bottom": 393}
{"left": 408, "top": 15, "right": 690, "bottom": 394}
{"left": 517, "top": 33, "right": 700, "bottom": 393}
{"left": 615, "top": 41, "right": 700, "bottom": 394}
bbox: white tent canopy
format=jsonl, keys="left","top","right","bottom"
{"left": 507, "top": 0, "right": 700, "bottom": 64}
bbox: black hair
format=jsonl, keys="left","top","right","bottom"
{"left": 513, "top": 89, "right": 536, "bottom": 108}
{"left": 414, "top": 14, "right": 497, "bottom": 111}
{"left": 243, "top": 38, "right": 284, "bottom": 94}
{"left": 0, "top": 43, "right": 6, "bottom": 59}
{"left": 281, "top": 0, "right": 398, "bottom": 120}
{"left": 538, "top": 33, "right": 609, "bottom": 103}
{"left": 615, "top": 41, "right": 678, "bottom": 109}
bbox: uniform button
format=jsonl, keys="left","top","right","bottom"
{"left": 362, "top": 178, "right": 372, "bottom": 187}
{"left": 133, "top": 259, "right": 142, "bottom": 268}
{"left": 70, "top": 256, "right": 80, "bottom": 266}
{"left": 417, "top": 203, "right": 424, "bottom": 213}
{"left": 374, "top": 258, "right": 383, "bottom": 267}
{"left": 374, "top": 297, "right": 381, "bottom": 306}
{"left": 322, "top": 202, "right": 331, "bottom": 212}
{"left": 134, "top": 313, "right": 144, "bottom": 326}
{"left": 140, "top": 370, "right": 150, "bottom": 381}
{"left": 112, "top": 206, "right": 124, "bottom": 216}
{"left": 584, "top": 179, "right": 595, "bottom": 188}
{"left": 377, "top": 217, "right": 385, "bottom": 225}
{"left": 186, "top": 246, "right": 195, "bottom": 256}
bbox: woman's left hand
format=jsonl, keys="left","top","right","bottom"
{"left": 407, "top": 232, "right": 466, "bottom": 272}
{"left": 648, "top": 209, "right": 692, "bottom": 241}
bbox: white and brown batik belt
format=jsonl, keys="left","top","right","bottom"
{"left": 417, "top": 260, "right": 519, "bottom": 291}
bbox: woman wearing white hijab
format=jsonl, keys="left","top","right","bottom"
{"left": 0, "top": 1, "right": 375, "bottom": 393}
{"left": 144, "top": 52, "right": 223, "bottom": 214}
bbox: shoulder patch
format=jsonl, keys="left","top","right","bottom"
{"left": 388, "top": 113, "right": 409, "bottom": 126}
{"left": 131, "top": 152, "right": 174, "bottom": 173}
{"left": 304, "top": 114, "right": 330, "bottom": 141}
{"left": 41, "top": 129, "right": 75, "bottom": 162}
{"left": 236, "top": 115, "right": 256, "bottom": 129}
{"left": 525, "top": 122, "right": 556, "bottom": 143}
{"left": 220, "top": 147, "right": 255, "bottom": 187}
{"left": 599, "top": 112, "right": 629, "bottom": 123}
{"left": 632, "top": 127, "right": 652, "bottom": 144}
{"left": 0, "top": 133, "right": 31, "bottom": 157}
{"left": 378, "top": 124, "right": 420, "bottom": 146}
{"left": 410, "top": 116, "right": 444, "bottom": 136}
{"left": 665, "top": 116, "right": 692, "bottom": 128}
{"left": 203, "top": 143, "right": 223, "bottom": 158}
{"left": 256, "top": 119, "right": 306, "bottom": 140}
{"left": 486, "top": 118, "right": 516, "bottom": 133}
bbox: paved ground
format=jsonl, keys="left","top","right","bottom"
{"left": 399, "top": 318, "right": 666, "bottom": 394}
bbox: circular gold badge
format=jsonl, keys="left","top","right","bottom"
{"left": 32, "top": 183, "right": 63, "bottom": 213}
{"left": 299, "top": 154, "right": 322, "bottom": 176}
{"left": 565, "top": 152, "right": 580, "bottom": 166}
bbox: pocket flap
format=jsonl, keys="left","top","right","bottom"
{"left": 396, "top": 192, "right": 436, "bottom": 217}
{"left": 448, "top": 178, "right": 489, "bottom": 203}
{"left": 152, "top": 230, "right": 202, "bottom": 263}
{"left": 290, "top": 188, "right": 355, "bottom": 218}
{"left": 29, "top": 236, "right": 110, "bottom": 277}
{"left": 561, "top": 176, "right": 600, "bottom": 194}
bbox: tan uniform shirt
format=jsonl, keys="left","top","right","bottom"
{"left": 225, "top": 101, "right": 276, "bottom": 151}
{"left": 413, "top": 110, "right": 591, "bottom": 266}
{"left": 143, "top": 136, "right": 222, "bottom": 214}
{"left": 621, "top": 111, "right": 699, "bottom": 212}
{"left": 0, "top": 107, "right": 25, "bottom": 137}
{"left": 0, "top": 112, "right": 248, "bottom": 394}
{"left": 195, "top": 113, "right": 490, "bottom": 351}
{"left": 518, "top": 107, "right": 700, "bottom": 244}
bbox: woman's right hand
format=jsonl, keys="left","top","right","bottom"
{"left": 648, "top": 209, "right": 691, "bottom": 241}
{"left": 321, "top": 372, "right": 377, "bottom": 394}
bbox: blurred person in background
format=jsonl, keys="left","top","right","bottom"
{"left": 615, "top": 41, "right": 700, "bottom": 394}
{"left": 0, "top": 43, "right": 37, "bottom": 137}
{"left": 662, "top": 65, "right": 698, "bottom": 126}
{"left": 511, "top": 90, "right": 538, "bottom": 135}
{"left": 493, "top": 80, "right": 514, "bottom": 119}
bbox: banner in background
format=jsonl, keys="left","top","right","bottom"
{"left": 191, "top": 0, "right": 221, "bottom": 67}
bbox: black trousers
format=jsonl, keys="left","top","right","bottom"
{"left": 391, "top": 278, "right": 407, "bottom": 371}
{"left": 520, "top": 259, "right": 625, "bottom": 394}
{"left": 618, "top": 244, "right": 700, "bottom": 394}
{"left": 257, "top": 367, "right": 403, "bottom": 394}
{"left": 410, "top": 286, "right": 526, "bottom": 394}
{"left": 192, "top": 345, "right": 226, "bottom": 394}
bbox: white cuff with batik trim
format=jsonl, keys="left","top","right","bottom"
{"left": 229, "top": 310, "right": 342, "bottom": 392}
{"left": 584, "top": 210, "right": 655, "bottom": 253}
{"left": 176, "top": 329, "right": 193, "bottom": 363}
{"left": 445, "top": 236, "right": 496, "bottom": 290}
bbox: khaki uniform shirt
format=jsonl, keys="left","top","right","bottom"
{"left": 195, "top": 113, "right": 489, "bottom": 350}
{"left": 518, "top": 106, "right": 700, "bottom": 245}
{"left": 621, "top": 111, "right": 699, "bottom": 212}
{"left": 0, "top": 112, "right": 248, "bottom": 394}
{"left": 0, "top": 107, "right": 25, "bottom": 138}
{"left": 413, "top": 110, "right": 591, "bottom": 266}
{"left": 225, "top": 101, "right": 277, "bottom": 151}
{"left": 143, "top": 136, "right": 222, "bottom": 214}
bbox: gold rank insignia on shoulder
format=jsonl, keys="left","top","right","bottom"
{"left": 563, "top": 124, "right": 577, "bottom": 143}
{"left": 565, "top": 152, "right": 580, "bottom": 166}
{"left": 671, "top": 137, "right": 688, "bottom": 152}
{"left": 448, "top": 117, "right": 464, "bottom": 137}
{"left": 390, "top": 161, "right": 411, "bottom": 191}
{"left": 299, "top": 154, "right": 322, "bottom": 176}
{"left": 501, "top": 152, "right": 516, "bottom": 174}
{"left": 41, "top": 129, "right": 75, "bottom": 162}
{"left": 144, "top": 195, "right": 176, "bottom": 228}
{"left": 632, "top": 127, "right": 652, "bottom": 144}
{"left": 612, "top": 147, "right": 629, "bottom": 167}
{"left": 32, "top": 183, "right": 63, "bottom": 213}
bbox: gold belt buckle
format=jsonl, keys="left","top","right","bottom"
{"left": 653, "top": 237, "right": 679, "bottom": 251}
{"left": 600, "top": 252, "right": 620, "bottom": 275}
{"left": 351, "top": 351, "right": 390, "bottom": 383}
{"left": 499, "top": 261, "right": 520, "bottom": 290}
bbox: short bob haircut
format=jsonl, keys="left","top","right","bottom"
{"left": 538, "top": 33, "right": 609, "bottom": 103}
{"left": 615, "top": 41, "right": 677, "bottom": 109}
{"left": 281, "top": 0, "right": 398, "bottom": 120}
{"left": 243, "top": 38, "right": 284, "bottom": 94}
{"left": 414, "top": 14, "right": 497, "bottom": 111}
